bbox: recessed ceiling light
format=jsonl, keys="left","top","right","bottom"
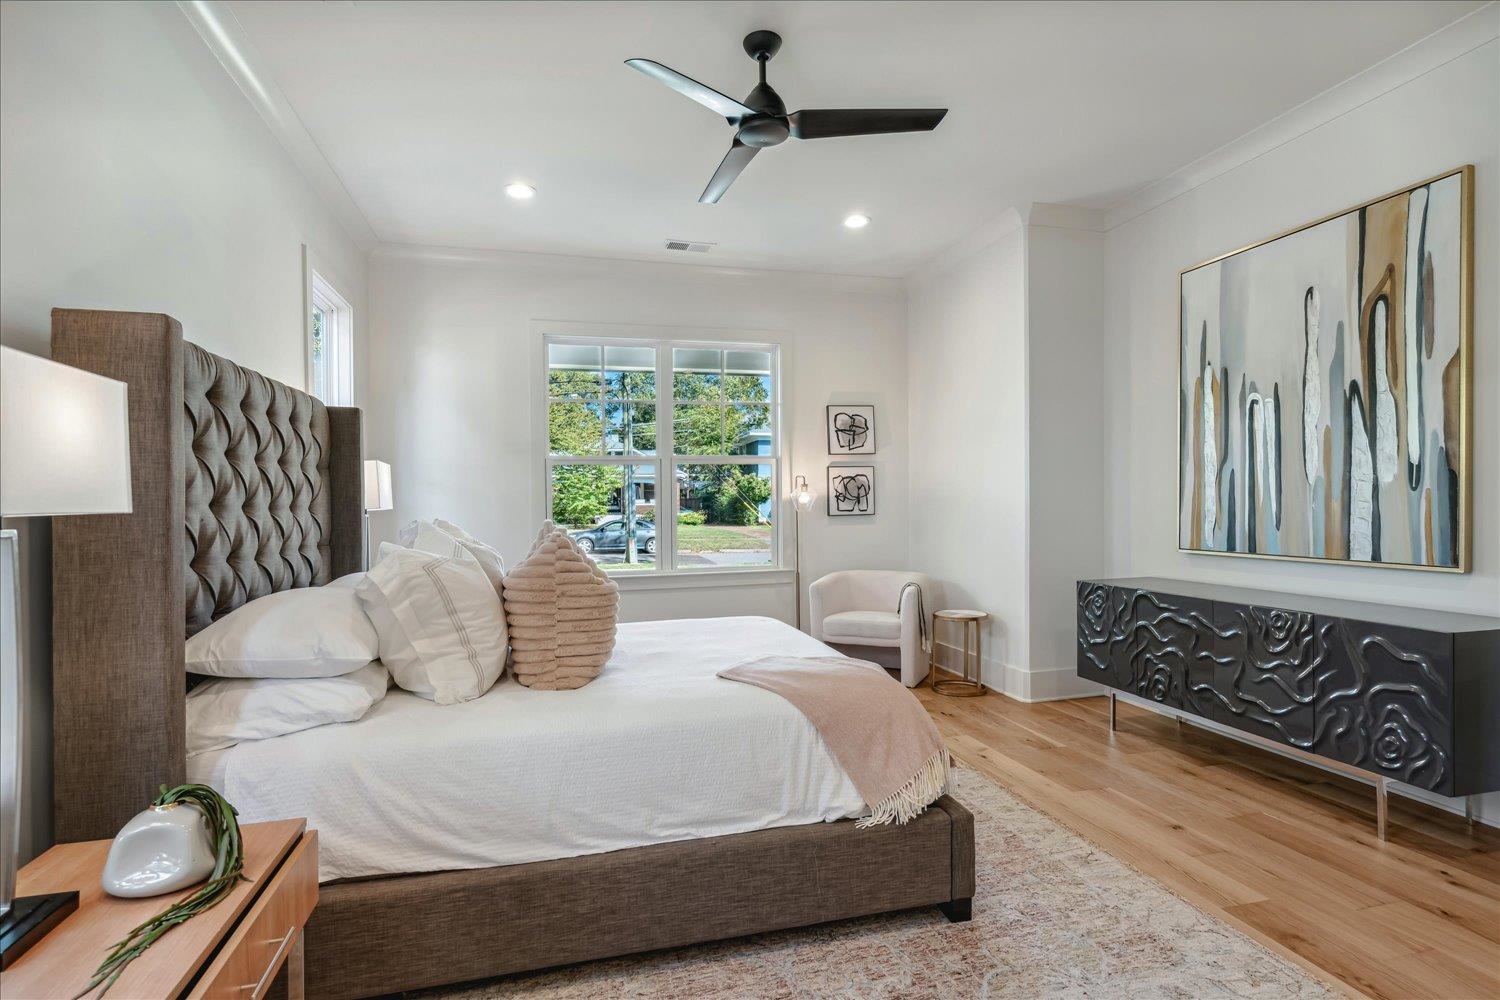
{"left": 506, "top": 183, "right": 536, "bottom": 200}
{"left": 843, "top": 213, "right": 870, "bottom": 229}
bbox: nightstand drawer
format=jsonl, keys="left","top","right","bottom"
{"left": 188, "top": 830, "right": 318, "bottom": 1000}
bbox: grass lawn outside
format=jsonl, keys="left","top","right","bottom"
{"left": 676, "top": 523, "right": 771, "bottom": 553}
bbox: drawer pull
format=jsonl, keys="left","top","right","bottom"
{"left": 242, "top": 926, "right": 295, "bottom": 999}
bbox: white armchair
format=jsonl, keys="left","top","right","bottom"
{"left": 809, "top": 570, "right": 933, "bottom": 687}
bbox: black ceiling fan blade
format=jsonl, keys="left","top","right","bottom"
{"left": 788, "top": 108, "right": 948, "bottom": 140}
{"left": 625, "top": 59, "right": 755, "bottom": 121}
{"left": 699, "top": 141, "right": 759, "bottom": 204}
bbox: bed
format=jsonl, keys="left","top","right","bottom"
{"left": 49, "top": 309, "right": 975, "bottom": 998}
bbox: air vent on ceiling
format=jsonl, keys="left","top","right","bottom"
{"left": 664, "top": 240, "right": 715, "bottom": 253}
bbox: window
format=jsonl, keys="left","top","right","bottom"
{"left": 308, "top": 269, "right": 353, "bottom": 405}
{"left": 545, "top": 337, "right": 779, "bottom": 575}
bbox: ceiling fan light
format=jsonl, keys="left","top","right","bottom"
{"left": 505, "top": 183, "right": 536, "bottom": 200}
{"left": 843, "top": 213, "right": 870, "bottom": 229}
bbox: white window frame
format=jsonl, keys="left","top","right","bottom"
{"left": 540, "top": 331, "right": 783, "bottom": 579}
{"left": 305, "top": 257, "right": 354, "bottom": 406}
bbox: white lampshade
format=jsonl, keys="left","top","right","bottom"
{"left": 363, "top": 459, "right": 393, "bottom": 512}
{"left": 0, "top": 346, "right": 132, "bottom": 517}
{"left": 791, "top": 474, "right": 817, "bottom": 513}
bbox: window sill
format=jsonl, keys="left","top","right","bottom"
{"left": 610, "top": 568, "right": 795, "bottom": 592}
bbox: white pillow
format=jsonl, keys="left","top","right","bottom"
{"left": 185, "top": 661, "right": 390, "bottom": 756}
{"left": 433, "top": 519, "right": 506, "bottom": 593}
{"left": 186, "top": 574, "right": 378, "bottom": 678}
{"left": 356, "top": 543, "right": 508, "bottom": 704}
{"left": 400, "top": 519, "right": 506, "bottom": 594}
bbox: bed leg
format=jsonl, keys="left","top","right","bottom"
{"left": 937, "top": 898, "right": 972, "bottom": 923}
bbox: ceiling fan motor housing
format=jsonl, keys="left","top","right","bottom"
{"left": 737, "top": 114, "right": 789, "bottom": 147}
{"left": 736, "top": 32, "right": 789, "bottom": 146}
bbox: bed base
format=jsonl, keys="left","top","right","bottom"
{"left": 44, "top": 311, "right": 977, "bottom": 998}
{"left": 308, "top": 796, "right": 975, "bottom": 998}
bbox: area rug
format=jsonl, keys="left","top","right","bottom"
{"left": 416, "top": 768, "right": 1335, "bottom": 999}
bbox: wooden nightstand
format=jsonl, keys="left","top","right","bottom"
{"left": 4, "top": 819, "right": 316, "bottom": 999}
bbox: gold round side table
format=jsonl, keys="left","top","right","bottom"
{"left": 930, "top": 609, "right": 989, "bottom": 697}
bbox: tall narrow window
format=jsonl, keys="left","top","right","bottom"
{"left": 544, "top": 336, "right": 779, "bottom": 575}
{"left": 308, "top": 270, "right": 353, "bottom": 405}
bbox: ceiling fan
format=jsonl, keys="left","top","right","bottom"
{"left": 626, "top": 30, "right": 948, "bottom": 204}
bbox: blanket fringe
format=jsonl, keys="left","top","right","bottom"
{"left": 856, "top": 748, "right": 950, "bottom": 828}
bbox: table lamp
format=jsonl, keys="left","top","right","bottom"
{"left": 0, "top": 346, "right": 132, "bottom": 966}
{"left": 362, "top": 459, "right": 393, "bottom": 568}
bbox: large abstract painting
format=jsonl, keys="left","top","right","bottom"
{"left": 1179, "top": 167, "right": 1472, "bottom": 571}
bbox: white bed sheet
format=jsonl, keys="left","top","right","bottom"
{"left": 188, "top": 616, "right": 866, "bottom": 882}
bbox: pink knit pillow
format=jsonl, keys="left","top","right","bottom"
{"left": 500, "top": 522, "right": 618, "bottom": 690}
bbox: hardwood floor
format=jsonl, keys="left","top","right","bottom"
{"left": 917, "top": 685, "right": 1500, "bottom": 1000}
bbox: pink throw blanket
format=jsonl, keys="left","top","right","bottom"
{"left": 718, "top": 655, "right": 949, "bottom": 827}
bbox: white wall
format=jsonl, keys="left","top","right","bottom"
{"left": 0, "top": 1, "right": 369, "bottom": 859}
{"left": 1103, "top": 37, "right": 1499, "bottom": 616}
{"left": 907, "top": 228, "right": 1029, "bottom": 686}
{"left": 907, "top": 212, "right": 1110, "bottom": 700}
{"left": 1025, "top": 220, "right": 1107, "bottom": 696}
{"left": 1101, "top": 31, "right": 1499, "bottom": 819}
{"left": 364, "top": 248, "right": 909, "bottom": 625}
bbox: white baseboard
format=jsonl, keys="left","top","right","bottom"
{"left": 930, "top": 640, "right": 1103, "bottom": 703}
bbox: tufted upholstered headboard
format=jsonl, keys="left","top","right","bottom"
{"left": 49, "top": 309, "right": 363, "bottom": 842}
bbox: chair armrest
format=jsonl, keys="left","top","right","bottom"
{"left": 808, "top": 576, "right": 834, "bottom": 639}
{"left": 899, "top": 584, "right": 925, "bottom": 643}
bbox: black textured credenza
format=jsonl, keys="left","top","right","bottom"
{"left": 1076, "top": 577, "right": 1500, "bottom": 835}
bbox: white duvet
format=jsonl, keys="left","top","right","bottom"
{"left": 189, "top": 616, "right": 866, "bottom": 882}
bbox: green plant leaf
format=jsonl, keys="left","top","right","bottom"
{"left": 74, "top": 784, "right": 247, "bottom": 999}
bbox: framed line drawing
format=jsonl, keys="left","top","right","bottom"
{"left": 828, "top": 465, "right": 875, "bottom": 516}
{"left": 827, "top": 405, "right": 875, "bottom": 455}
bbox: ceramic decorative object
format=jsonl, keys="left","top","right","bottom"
{"left": 101, "top": 802, "right": 215, "bottom": 898}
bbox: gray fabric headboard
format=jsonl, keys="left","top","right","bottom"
{"left": 183, "top": 341, "right": 339, "bottom": 634}
{"left": 50, "top": 309, "right": 363, "bottom": 842}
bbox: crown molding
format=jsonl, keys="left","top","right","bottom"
{"left": 1024, "top": 203, "right": 1106, "bottom": 233}
{"left": 1104, "top": 3, "right": 1499, "bottom": 230}
{"left": 908, "top": 206, "right": 1026, "bottom": 283}
{"left": 177, "top": 0, "right": 379, "bottom": 250}
{"left": 371, "top": 242, "right": 907, "bottom": 293}
{"left": 910, "top": 2, "right": 1496, "bottom": 276}
{"left": 907, "top": 200, "right": 1106, "bottom": 283}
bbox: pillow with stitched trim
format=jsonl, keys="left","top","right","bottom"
{"left": 501, "top": 522, "right": 617, "bottom": 690}
{"left": 356, "top": 543, "right": 507, "bottom": 704}
{"left": 398, "top": 518, "right": 506, "bottom": 595}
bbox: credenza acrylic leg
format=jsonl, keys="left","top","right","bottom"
{"left": 1102, "top": 688, "right": 1403, "bottom": 841}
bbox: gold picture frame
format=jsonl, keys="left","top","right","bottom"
{"left": 1177, "top": 165, "right": 1473, "bottom": 572}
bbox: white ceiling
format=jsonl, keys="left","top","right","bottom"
{"left": 227, "top": 1, "right": 1481, "bottom": 277}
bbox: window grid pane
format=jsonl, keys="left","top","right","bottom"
{"left": 310, "top": 308, "right": 327, "bottom": 400}
{"left": 547, "top": 338, "right": 778, "bottom": 573}
{"left": 548, "top": 460, "right": 658, "bottom": 570}
{"left": 548, "top": 400, "right": 605, "bottom": 456}
{"left": 674, "top": 462, "right": 774, "bottom": 569}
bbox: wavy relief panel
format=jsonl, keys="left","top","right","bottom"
{"left": 1076, "top": 583, "right": 1216, "bottom": 716}
{"left": 1077, "top": 585, "right": 1455, "bottom": 794}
